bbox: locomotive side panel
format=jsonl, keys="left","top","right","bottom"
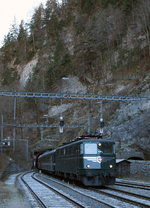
{"left": 55, "top": 143, "right": 81, "bottom": 179}
{"left": 38, "top": 150, "right": 56, "bottom": 173}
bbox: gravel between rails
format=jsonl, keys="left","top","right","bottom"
{"left": 115, "top": 180, "right": 150, "bottom": 191}
{"left": 90, "top": 187, "right": 150, "bottom": 208}
{"left": 107, "top": 184, "right": 150, "bottom": 200}
{"left": 20, "top": 172, "right": 79, "bottom": 208}
{"left": 35, "top": 172, "right": 139, "bottom": 208}
{"left": 34, "top": 173, "right": 113, "bottom": 208}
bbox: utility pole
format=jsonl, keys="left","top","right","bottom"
{"left": 41, "top": 127, "right": 44, "bottom": 143}
{"left": 1, "top": 114, "right": 4, "bottom": 153}
{"left": 1, "top": 114, "right": 3, "bottom": 139}
{"left": 13, "top": 96, "right": 16, "bottom": 153}
{"left": 26, "top": 139, "right": 28, "bottom": 162}
{"left": 88, "top": 114, "right": 91, "bottom": 134}
{"left": 59, "top": 77, "right": 69, "bottom": 133}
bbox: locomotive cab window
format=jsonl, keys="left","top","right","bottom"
{"left": 98, "top": 143, "right": 115, "bottom": 154}
{"left": 84, "top": 143, "right": 97, "bottom": 154}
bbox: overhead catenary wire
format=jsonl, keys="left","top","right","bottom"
{"left": 0, "top": 91, "right": 149, "bottom": 101}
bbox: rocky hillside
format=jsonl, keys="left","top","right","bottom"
{"left": 0, "top": 0, "right": 150, "bottom": 160}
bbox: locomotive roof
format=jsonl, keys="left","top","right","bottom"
{"left": 57, "top": 137, "right": 114, "bottom": 149}
{"left": 38, "top": 149, "right": 56, "bottom": 158}
{"left": 38, "top": 135, "right": 115, "bottom": 157}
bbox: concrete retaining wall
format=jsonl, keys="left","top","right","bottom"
{"left": 129, "top": 160, "right": 150, "bottom": 177}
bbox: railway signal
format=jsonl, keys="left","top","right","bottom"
{"left": 99, "top": 101, "right": 104, "bottom": 137}
{"left": 0, "top": 139, "right": 11, "bottom": 146}
{"left": 59, "top": 116, "right": 64, "bottom": 133}
{"left": 100, "top": 118, "right": 104, "bottom": 136}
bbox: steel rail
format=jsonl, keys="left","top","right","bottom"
{"left": 90, "top": 187, "right": 150, "bottom": 208}
{"left": 106, "top": 185, "right": 150, "bottom": 201}
{"left": 32, "top": 173, "right": 86, "bottom": 208}
{"left": 115, "top": 181, "right": 150, "bottom": 191}
{"left": 20, "top": 172, "right": 47, "bottom": 208}
{"left": 36, "top": 173, "right": 116, "bottom": 208}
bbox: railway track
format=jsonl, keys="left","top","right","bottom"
{"left": 20, "top": 172, "right": 47, "bottom": 208}
{"left": 90, "top": 179, "right": 150, "bottom": 208}
{"left": 107, "top": 185, "right": 150, "bottom": 201}
{"left": 115, "top": 180, "right": 150, "bottom": 191}
{"left": 34, "top": 173, "right": 115, "bottom": 208}
{"left": 20, "top": 172, "right": 84, "bottom": 208}
{"left": 90, "top": 185, "right": 150, "bottom": 208}
{"left": 34, "top": 172, "right": 144, "bottom": 208}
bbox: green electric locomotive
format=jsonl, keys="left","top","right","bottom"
{"left": 37, "top": 135, "right": 116, "bottom": 186}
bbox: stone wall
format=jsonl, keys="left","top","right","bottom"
{"left": 129, "top": 160, "right": 150, "bottom": 177}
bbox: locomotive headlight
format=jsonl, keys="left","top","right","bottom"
{"left": 98, "top": 143, "right": 102, "bottom": 147}
{"left": 109, "top": 164, "right": 113, "bottom": 168}
{"left": 86, "top": 164, "right": 90, "bottom": 168}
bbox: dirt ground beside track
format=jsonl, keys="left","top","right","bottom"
{"left": 0, "top": 153, "right": 10, "bottom": 178}
{"left": 0, "top": 180, "right": 31, "bottom": 208}
{"left": 0, "top": 153, "right": 31, "bottom": 208}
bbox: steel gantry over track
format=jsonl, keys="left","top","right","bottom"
{"left": 0, "top": 90, "right": 150, "bottom": 101}
{"left": 3, "top": 123, "right": 87, "bottom": 129}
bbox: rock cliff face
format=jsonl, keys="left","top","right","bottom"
{"left": 46, "top": 74, "right": 150, "bottom": 160}
{"left": 19, "top": 57, "right": 38, "bottom": 89}
{"left": 105, "top": 83, "right": 150, "bottom": 160}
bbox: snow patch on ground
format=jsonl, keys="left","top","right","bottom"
{"left": 115, "top": 85, "right": 126, "bottom": 94}
{"left": 5, "top": 174, "right": 18, "bottom": 185}
{"left": 62, "top": 76, "right": 87, "bottom": 94}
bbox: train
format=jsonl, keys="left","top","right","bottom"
{"left": 36, "top": 135, "right": 116, "bottom": 186}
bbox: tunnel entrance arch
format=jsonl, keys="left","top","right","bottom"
{"left": 128, "top": 156, "right": 144, "bottom": 160}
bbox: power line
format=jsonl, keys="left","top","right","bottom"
{"left": 2, "top": 122, "right": 87, "bottom": 128}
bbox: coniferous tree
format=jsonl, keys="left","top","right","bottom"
{"left": 16, "top": 20, "right": 28, "bottom": 63}
{"left": 44, "top": 0, "right": 59, "bottom": 40}
{"left": 29, "top": 3, "right": 45, "bottom": 50}
{"left": 2, "top": 18, "right": 18, "bottom": 62}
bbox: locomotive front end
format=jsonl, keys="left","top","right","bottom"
{"left": 80, "top": 139, "right": 116, "bottom": 186}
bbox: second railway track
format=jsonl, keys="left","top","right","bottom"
{"left": 32, "top": 172, "right": 147, "bottom": 208}
{"left": 90, "top": 186, "right": 150, "bottom": 208}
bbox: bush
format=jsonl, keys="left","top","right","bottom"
{"left": 2, "top": 67, "right": 18, "bottom": 86}
{"left": 100, "top": 0, "right": 137, "bottom": 13}
{"left": 81, "top": 0, "right": 96, "bottom": 13}
{"left": 26, "top": 50, "right": 35, "bottom": 62}
{"left": 45, "top": 65, "right": 56, "bottom": 87}
{"left": 61, "top": 53, "right": 71, "bottom": 66}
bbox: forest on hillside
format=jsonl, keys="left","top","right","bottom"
{"left": 1, "top": 0, "right": 149, "bottom": 92}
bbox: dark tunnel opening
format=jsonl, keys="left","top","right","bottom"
{"left": 127, "top": 157, "right": 144, "bottom": 160}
